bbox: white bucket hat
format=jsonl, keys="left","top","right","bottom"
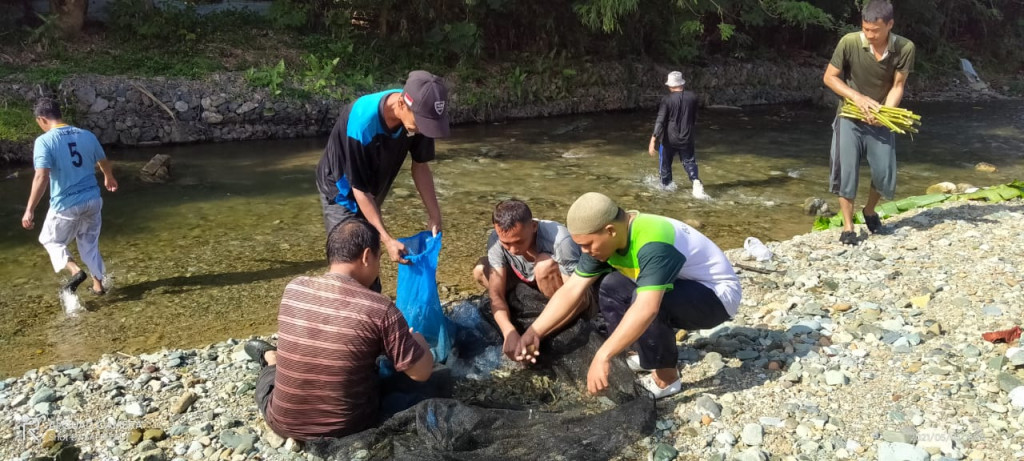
{"left": 665, "top": 71, "right": 686, "bottom": 87}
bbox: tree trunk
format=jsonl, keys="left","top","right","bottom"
{"left": 50, "top": 0, "right": 88, "bottom": 37}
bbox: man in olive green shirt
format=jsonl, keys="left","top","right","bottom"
{"left": 823, "top": 0, "right": 915, "bottom": 245}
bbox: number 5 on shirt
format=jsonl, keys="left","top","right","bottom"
{"left": 68, "top": 142, "right": 82, "bottom": 167}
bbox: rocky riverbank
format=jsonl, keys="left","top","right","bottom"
{"left": 0, "top": 199, "right": 1022, "bottom": 461}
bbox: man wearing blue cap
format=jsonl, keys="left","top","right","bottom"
{"left": 316, "top": 70, "right": 451, "bottom": 272}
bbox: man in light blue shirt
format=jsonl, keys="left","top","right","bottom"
{"left": 21, "top": 98, "right": 118, "bottom": 297}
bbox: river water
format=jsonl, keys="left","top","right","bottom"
{"left": 1, "top": 101, "right": 1022, "bottom": 376}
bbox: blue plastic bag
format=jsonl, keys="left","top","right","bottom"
{"left": 394, "top": 231, "right": 452, "bottom": 364}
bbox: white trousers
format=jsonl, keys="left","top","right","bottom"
{"left": 38, "top": 197, "right": 106, "bottom": 280}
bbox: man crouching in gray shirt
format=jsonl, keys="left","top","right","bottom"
{"left": 472, "top": 199, "right": 590, "bottom": 360}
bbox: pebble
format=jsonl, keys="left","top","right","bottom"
{"left": 878, "top": 442, "right": 929, "bottom": 461}
{"left": 125, "top": 402, "right": 147, "bottom": 417}
{"left": 695, "top": 395, "right": 722, "bottom": 419}
{"left": 824, "top": 370, "right": 848, "bottom": 386}
{"left": 740, "top": 423, "right": 763, "bottom": 446}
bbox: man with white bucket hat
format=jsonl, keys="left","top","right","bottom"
{"left": 648, "top": 71, "right": 709, "bottom": 200}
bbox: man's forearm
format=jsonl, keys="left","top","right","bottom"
{"left": 883, "top": 85, "right": 905, "bottom": 108}
{"left": 411, "top": 162, "right": 441, "bottom": 226}
{"left": 98, "top": 159, "right": 115, "bottom": 179}
{"left": 529, "top": 275, "right": 590, "bottom": 337}
{"left": 487, "top": 271, "right": 517, "bottom": 335}
{"left": 25, "top": 170, "right": 48, "bottom": 212}
{"left": 352, "top": 189, "right": 392, "bottom": 241}
{"left": 491, "top": 301, "right": 517, "bottom": 336}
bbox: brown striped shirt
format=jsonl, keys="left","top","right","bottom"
{"left": 265, "top": 272, "right": 426, "bottom": 440}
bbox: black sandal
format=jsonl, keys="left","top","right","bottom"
{"left": 839, "top": 230, "right": 858, "bottom": 245}
{"left": 62, "top": 270, "right": 88, "bottom": 293}
{"left": 864, "top": 213, "right": 882, "bottom": 234}
{"left": 88, "top": 287, "right": 107, "bottom": 296}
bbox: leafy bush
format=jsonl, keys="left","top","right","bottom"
{"left": 268, "top": 0, "right": 308, "bottom": 30}
{"left": 106, "top": 0, "right": 201, "bottom": 44}
{"left": 0, "top": 100, "right": 39, "bottom": 143}
{"left": 245, "top": 59, "right": 287, "bottom": 95}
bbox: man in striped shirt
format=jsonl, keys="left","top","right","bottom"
{"left": 245, "top": 219, "right": 437, "bottom": 440}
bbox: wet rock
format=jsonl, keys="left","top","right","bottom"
{"left": 140, "top": 154, "right": 172, "bottom": 183}
{"left": 803, "top": 197, "right": 829, "bottom": 216}
{"left": 926, "top": 182, "right": 957, "bottom": 194}
{"left": 975, "top": 162, "right": 997, "bottom": 173}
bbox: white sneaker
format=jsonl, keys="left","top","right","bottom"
{"left": 692, "top": 180, "right": 711, "bottom": 200}
{"left": 626, "top": 354, "right": 650, "bottom": 373}
{"left": 639, "top": 374, "right": 683, "bottom": 399}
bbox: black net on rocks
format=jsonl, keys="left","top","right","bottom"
{"left": 308, "top": 284, "right": 656, "bottom": 460}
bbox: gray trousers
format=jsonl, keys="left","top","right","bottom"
{"left": 829, "top": 117, "right": 897, "bottom": 200}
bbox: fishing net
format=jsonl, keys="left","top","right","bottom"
{"left": 308, "top": 283, "right": 656, "bottom": 460}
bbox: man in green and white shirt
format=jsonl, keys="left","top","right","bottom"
{"left": 515, "top": 192, "right": 740, "bottom": 398}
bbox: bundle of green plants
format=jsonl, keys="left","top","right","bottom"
{"left": 840, "top": 98, "right": 921, "bottom": 135}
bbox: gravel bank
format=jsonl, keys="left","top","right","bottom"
{"left": 1, "top": 199, "right": 1021, "bottom": 461}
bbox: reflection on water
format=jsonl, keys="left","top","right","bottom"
{"left": 1, "top": 101, "right": 1022, "bottom": 376}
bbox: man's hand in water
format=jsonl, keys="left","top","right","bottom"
{"left": 385, "top": 238, "right": 409, "bottom": 264}
{"left": 515, "top": 327, "right": 541, "bottom": 363}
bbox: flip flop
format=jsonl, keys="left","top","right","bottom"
{"left": 62, "top": 270, "right": 88, "bottom": 293}
{"left": 88, "top": 287, "right": 107, "bottom": 296}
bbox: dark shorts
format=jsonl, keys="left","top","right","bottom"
{"left": 829, "top": 116, "right": 897, "bottom": 200}
{"left": 597, "top": 271, "right": 731, "bottom": 369}
{"left": 320, "top": 195, "right": 360, "bottom": 235}
{"left": 255, "top": 364, "right": 277, "bottom": 415}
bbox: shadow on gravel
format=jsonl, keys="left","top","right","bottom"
{"left": 886, "top": 201, "right": 1021, "bottom": 233}
{"left": 662, "top": 324, "right": 818, "bottom": 409}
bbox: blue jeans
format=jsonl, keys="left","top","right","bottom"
{"left": 659, "top": 143, "right": 699, "bottom": 185}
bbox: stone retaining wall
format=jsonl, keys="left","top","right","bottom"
{"left": 0, "top": 59, "right": 972, "bottom": 165}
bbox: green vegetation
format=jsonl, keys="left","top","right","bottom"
{"left": 813, "top": 181, "right": 1024, "bottom": 230}
{"left": 0, "top": 100, "right": 38, "bottom": 143}
{"left": 0, "top": 0, "right": 1022, "bottom": 98}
